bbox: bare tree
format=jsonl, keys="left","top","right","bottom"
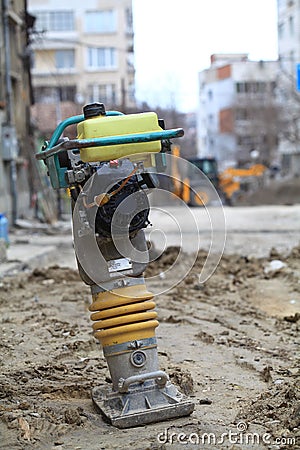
{"left": 276, "top": 68, "right": 300, "bottom": 150}
{"left": 232, "top": 83, "right": 280, "bottom": 167}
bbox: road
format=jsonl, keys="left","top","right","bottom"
{"left": 147, "top": 204, "right": 300, "bottom": 257}
{"left": 46, "top": 204, "right": 300, "bottom": 270}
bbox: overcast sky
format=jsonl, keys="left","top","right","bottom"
{"left": 132, "top": 0, "right": 278, "bottom": 112}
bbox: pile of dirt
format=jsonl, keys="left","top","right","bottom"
{"left": 28, "top": 266, "right": 81, "bottom": 283}
{"left": 237, "top": 377, "right": 300, "bottom": 446}
{"left": 145, "top": 245, "right": 181, "bottom": 277}
{"left": 237, "top": 177, "right": 300, "bottom": 206}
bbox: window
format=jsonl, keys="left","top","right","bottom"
{"left": 188, "top": 159, "right": 218, "bottom": 178}
{"left": 236, "top": 108, "right": 248, "bottom": 120}
{"left": 34, "top": 11, "right": 74, "bottom": 32}
{"left": 58, "top": 85, "right": 76, "bottom": 101}
{"left": 87, "top": 83, "right": 116, "bottom": 104}
{"left": 236, "top": 82, "right": 245, "bottom": 93}
{"left": 34, "top": 86, "right": 55, "bottom": 103}
{"left": 237, "top": 135, "right": 261, "bottom": 146}
{"left": 289, "top": 16, "right": 294, "bottom": 35}
{"left": 125, "top": 8, "right": 133, "bottom": 33}
{"left": 84, "top": 10, "right": 116, "bottom": 33}
{"left": 128, "top": 82, "right": 135, "bottom": 101}
{"left": 236, "top": 81, "right": 266, "bottom": 94}
{"left": 87, "top": 47, "right": 116, "bottom": 69}
{"left": 55, "top": 50, "right": 75, "bottom": 69}
{"left": 34, "top": 86, "right": 76, "bottom": 102}
{"left": 208, "top": 90, "right": 213, "bottom": 100}
{"left": 257, "top": 82, "right": 266, "bottom": 93}
{"left": 278, "top": 22, "right": 284, "bottom": 39}
{"left": 127, "top": 55, "right": 134, "bottom": 72}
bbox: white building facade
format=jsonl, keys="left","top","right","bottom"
{"left": 277, "top": 0, "right": 300, "bottom": 175}
{"left": 277, "top": 0, "right": 300, "bottom": 69}
{"left": 28, "top": 0, "right": 135, "bottom": 114}
{"left": 197, "top": 54, "right": 278, "bottom": 170}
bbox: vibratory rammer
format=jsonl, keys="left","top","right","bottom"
{"left": 36, "top": 102, "right": 195, "bottom": 428}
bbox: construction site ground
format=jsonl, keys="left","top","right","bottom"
{"left": 0, "top": 204, "right": 299, "bottom": 450}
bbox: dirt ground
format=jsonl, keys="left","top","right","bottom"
{"left": 0, "top": 233, "right": 299, "bottom": 450}
{"left": 234, "top": 176, "right": 300, "bottom": 207}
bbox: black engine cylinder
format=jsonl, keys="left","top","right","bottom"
{"left": 95, "top": 176, "right": 150, "bottom": 237}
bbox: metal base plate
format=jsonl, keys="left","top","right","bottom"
{"left": 92, "top": 382, "right": 195, "bottom": 428}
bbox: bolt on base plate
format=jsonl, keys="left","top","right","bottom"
{"left": 92, "top": 381, "right": 195, "bottom": 428}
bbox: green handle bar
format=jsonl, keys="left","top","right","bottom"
{"left": 36, "top": 111, "right": 184, "bottom": 189}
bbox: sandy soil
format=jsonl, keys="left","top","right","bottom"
{"left": 0, "top": 243, "right": 299, "bottom": 449}
{"left": 234, "top": 177, "right": 300, "bottom": 207}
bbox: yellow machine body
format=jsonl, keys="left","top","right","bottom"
{"left": 89, "top": 284, "right": 159, "bottom": 347}
{"left": 77, "top": 112, "right": 163, "bottom": 162}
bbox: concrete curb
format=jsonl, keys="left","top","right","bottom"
{"left": 0, "top": 245, "right": 57, "bottom": 277}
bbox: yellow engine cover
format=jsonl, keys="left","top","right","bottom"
{"left": 77, "top": 112, "right": 162, "bottom": 162}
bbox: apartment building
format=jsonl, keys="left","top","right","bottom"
{"left": 277, "top": 0, "right": 300, "bottom": 174}
{"left": 197, "top": 54, "right": 278, "bottom": 170}
{"left": 28, "top": 0, "right": 135, "bottom": 134}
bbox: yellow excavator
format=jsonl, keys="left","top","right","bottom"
{"left": 219, "top": 164, "right": 266, "bottom": 205}
{"left": 171, "top": 146, "right": 220, "bottom": 205}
